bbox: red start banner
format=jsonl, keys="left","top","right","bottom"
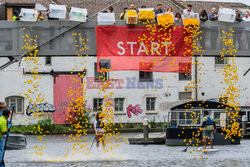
{"left": 96, "top": 26, "right": 192, "bottom": 73}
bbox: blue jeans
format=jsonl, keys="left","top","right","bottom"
{"left": 0, "top": 135, "right": 6, "bottom": 163}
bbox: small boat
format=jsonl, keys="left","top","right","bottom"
{"left": 166, "top": 100, "right": 241, "bottom": 146}
{"left": 6, "top": 134, "right": 27, "bottom": 150}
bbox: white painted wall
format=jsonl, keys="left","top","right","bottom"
{"left": 0, "top": 56, "right": 250, "bottom": 125}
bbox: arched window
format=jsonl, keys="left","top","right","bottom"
{"left": 5, "top": 96, "right": 24, "bottom": 113}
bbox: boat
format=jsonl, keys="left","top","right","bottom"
{"left": 166, "top": 100, "right": 241, "bottom": 146}
{"left": 6, "top": 133, "right": 27, "bottom": 150}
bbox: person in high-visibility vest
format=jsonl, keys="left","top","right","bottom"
{"left": 0, "top": 109, "right": 10, "bottom": 163}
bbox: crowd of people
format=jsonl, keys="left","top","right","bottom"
{"left": 119, "top": 3, "right": 250, "bottom": 23}
{"left": 11, "top": 3, "right": 250, "bottom": 23}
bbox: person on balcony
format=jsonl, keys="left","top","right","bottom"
{"left": 120, "top": 7, "right": 128, "bottom": 20}
{"left": 102, "top": 6, "right": 114, "bottom": 13}
{"left": 202, "top": 110, "right": 216, "bottom": 150}
{"left": 154, "top": 4, "right": 165, "bottom": 17}
{"left": 175, "top": 13, "right": 182, "bottom": 21}
{"left": 165, "top": 7, "right": 173, "bottom": 15}
{"left": 235, "top": 13, "right": 243, "bottom": 22}
{"left": 200, "top": 10, "right": 208, "bottom": 22}
{"left": 155, "top": 4, "right": 165, "bottom": 21}
{"left": 242, "top": 11, "right": 250, "bottom": 21}
{"left": 183, "top": 4, "right": 194, "bottom": 18}
{"left": 129, "top": 3, "right": 137, "bottom": 11}
{"left": 37, "top": 11, "right": 44, "bottom": 21}
{"left": 209, "top": 8, "right": 219, "bottom": 21}
{"left": 12, "top": 11, "right": 21, "bottom": 21}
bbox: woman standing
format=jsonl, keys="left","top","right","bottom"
{"left": 94, "top": 113, "right": 105, "bottom": 149}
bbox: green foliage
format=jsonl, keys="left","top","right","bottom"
{"left": 126, "top": 121, "right": 134, "bottom": 128}
{"left": 134, "top": 124, "right": 142, "bottom": 129}
{"left": 69, "top": 103, "right": 91, "bottom": 129}
{"left": 37, "top": 117, "right": 55, "bottom": 131}
{"left": 150, "top": 116, "right": 156, "bottom": 128}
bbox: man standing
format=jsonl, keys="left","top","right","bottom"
{"left": 154, "top": 4, "right": 165, "bottom": 17}
{"left": 0, "top": 109, "right": 10, "bottom": 164}
{"left": 202, "top": 110, "right": 216, "bottom": 149}
{"left": 242, "top": 11, "right": 250, "bottom": 21}
{"left": 183, "top": 4, "right": 195, "bottom": 18}
{"left": 209, "top": 8, "right": 219, "bottom": 21}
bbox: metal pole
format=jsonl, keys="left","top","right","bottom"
{"left": 195, "top": 55, "right": 198, "bottom": 101}
{"left": 143, "top": 118, "right": 149, "bottom": 140}
{"left": 242, "top": 115, "right": 247, "bottom": 136}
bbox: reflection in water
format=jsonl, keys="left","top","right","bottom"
{"left": 4, "top": 134, "right": 250, "bottom": 167}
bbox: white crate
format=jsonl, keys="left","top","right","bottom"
{"left": 97, "top": 13, "right": 115, "bottom": 25}
{"left": 70, "top": 7, "right": 87, "bottom": 22}
{"left": 218, "top": 8, "right": 236, "bottom": 23}
{"left": 49, "top": 4, "right": 67, "bottom": 19}
{"left": 20, "top": 8, "right": 38, "bottom": 22}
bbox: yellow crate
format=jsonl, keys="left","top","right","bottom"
{"left": 126, "top": 10, "right": 138, "bottom": 24}
{"left": 138, "top": 9, "right": 155, "bottom": 20}
{"left": 183, "top": 18, "right": 200, "bottom": 26}
{"left": 126, "top": 10, "right": 137, "bottom": 17}
{"left": 157, "top": 14, "right": 174, "bottom": 26}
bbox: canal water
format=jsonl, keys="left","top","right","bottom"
{"left": 5, "top": 133, "right": 250, "bottom": 167}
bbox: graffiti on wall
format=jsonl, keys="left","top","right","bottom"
{"left": 126, "top": 104, "right": 143, "bottom": 118}
{"left": 26, "top": 103, "right": 56, "bottom": 116}
{"left": 245, "top": 102, "right": 250, "bottom": 106}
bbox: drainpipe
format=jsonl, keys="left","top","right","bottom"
{"left": 195, "top": 55, "right": 198, "bottom": 101}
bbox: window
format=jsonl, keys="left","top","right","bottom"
{"left": 179, "top": 110, "right": 201, "bottom": 126}
{"left": 179, "top": 73, "right": 192, "bottom": 81}
{"left": 215, "top": 56, "right": 227, "bottom": 65}
{"left": 146, "top": 97, "right": 156, "bottom": 111}
{"left": 139, "top": 71, "right": 153, "bottom": 82}
{"left": 5, "top": 96, "right": 24, "bottom": 113}
{"left": 94, "top": 62, "right": 109, "bottom": 82}
{"left": 45, "top": 56, "right": 52, "bottom": 65}
{"left": 93, "top": 98, "right": 103, "bottom": 112}
{"left": 114, "top": 98, "right": 124, "bottom": 112}
{"left": 179, "top": 92, "right": 192, "bottom": 100}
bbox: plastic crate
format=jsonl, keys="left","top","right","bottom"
{"left": 218, "top": 8, "right": 236, "bottom": 23}
{"left": 97, "top": 13, "right": 115, "bottom": 25}
{"left": 20, "top": 8, "right": 38, "bottom": 22}
{"left": 157, "top": 13, "right": 174, "bottom": 26}
{"left": 183, "top": 13, "right": 200, "bottom": 26}
{"left": 126, "top": 10, "right": 137, "bottom": 24}
{"left": 138, "top": 8, "right": 155, "bottom": 20}
{"left": 49, "top": 4, "right": 67, "bottom": 19}
{"left": 70, "top": 7, "right": 87, "bottom": 22}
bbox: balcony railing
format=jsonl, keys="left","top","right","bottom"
{"left": 0, "top": 20, "right": 250, "bottom": 57}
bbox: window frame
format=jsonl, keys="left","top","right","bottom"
{"left": 45, "top": 56, "right": 52, "bottom": 65}
{"left": 139, "top": 71, "right": 153, "bottom": 82}
{"left": 93, "top": 98, "right": 103, "bottom": 112}
{"left": 179, "top": 73, "right": 192, "bottom": 81}
{"left": 146, "top": 97, "right": 156, "bottom": 111}
{"left": 94, "top": 62, "right": 108, "bottom": 82}
{"left": 5, "top": 96, "right": 24, "bottom": 114}
{"left": 215, "top": 56, "right": 227, "bottom": 65}
{"left": 177, "top": 109, "right": 202, "bottom": 126}
{"left": 114, "top": 98, "right": 125, "bottom": 112}
{"left": 179, "top": 92, "right": 192, "bottom": 100}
